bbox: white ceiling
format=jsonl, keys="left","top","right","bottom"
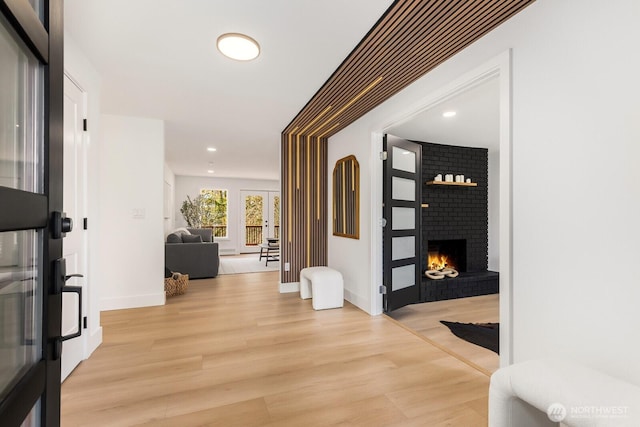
{"left": 386, "top": 76, "right": 500, "bottom": 152}
{"left": 64, "top": 0, "right": 393, "bottom": 180}
{"left": 64, "top": 1, "right": 499, "bottom": 181}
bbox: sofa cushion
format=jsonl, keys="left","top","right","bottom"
{"left": 167, "top": 228, "right": 192, "bottom": 243}
{"left": 166, "top": 233, "right": 182, "bottom": 243}
{"left": 182, "top": 234, "right": 203, "bottom": 243}
{"left": 187, "top": 228, "right": 213, "bottom": 242}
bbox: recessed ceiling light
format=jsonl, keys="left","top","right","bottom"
{"left": 442, "top": 111, "right": 457, "bottom": 118}
{"left": 207, "top": 170, "right": 214, "bottom": 174}
{"left": 207, "top": 147, "right": 217, "bottom": 152}
{"left": 217, "top": 33, "right": 260, "bottom": 61}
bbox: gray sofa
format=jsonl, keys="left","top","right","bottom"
{"left": 165, "top": 228, "right": 219, "bottom": 278}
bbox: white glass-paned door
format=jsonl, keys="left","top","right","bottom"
{"left": 240, "top": 190, "right": 279, "bottom": 253}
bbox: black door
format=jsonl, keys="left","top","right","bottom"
{"left": 383, "top": 134, "right": 422, "bottom": 312}
{"left": 0, "top": 1, "right": 64, "bottom": 426}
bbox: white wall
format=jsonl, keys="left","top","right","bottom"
{"left": 64, "top": 33, "right": 103, "bottom": 357}
{"left": 327, "top": 139, "right": 374, "bottom": 311}
{"left": 163, "top": 163, "right": 176, "bottom": 236}
{"left": 329, "top": 0, "right": 640, "bottom": 384}
{"left": 99, "top": 115, "right": 165, "bottom": 310}
{"left": 174, "top": 176, "right": 279, "bottom": 254}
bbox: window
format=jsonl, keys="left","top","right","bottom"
{"left": 200, "top": 189, "right": 228, "bottom": 238}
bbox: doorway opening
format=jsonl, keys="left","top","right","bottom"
{"left": 240, "top": 190, "right": 280, "bottom": 253}
{"left": 372, "top": 51, "right": 512, "bottom": 371}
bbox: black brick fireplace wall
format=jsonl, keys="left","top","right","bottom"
{"left": 418, "top": 141, "right": 489, "bottom": 273}
{"left": 415, "top": 141, "right": 497, "bottom": 302}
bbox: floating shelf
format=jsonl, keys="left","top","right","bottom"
{"left": 426, "top": 181, "right": 477, "bottom": 187}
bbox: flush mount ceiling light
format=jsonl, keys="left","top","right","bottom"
{"left": 217, "top": 33, "right": 260, "bottom": 61}
{"left": 207, "top": 147, "right": 217, "bottom": 152}
{"left": 207, "top": 170, "right": 215, "bottom": 174}
{"left": 442, "top": 111, "right": 457, "bottom": 118}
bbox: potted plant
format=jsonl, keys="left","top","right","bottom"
{"left": 180, "top": 195, "right": 205, "bottom": 228}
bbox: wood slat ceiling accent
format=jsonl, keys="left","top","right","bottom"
{"left": 283, "top": 0, "right": 535, "bottom": 138}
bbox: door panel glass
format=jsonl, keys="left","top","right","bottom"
{"left": 392, "top": 236, "right": 415, "bottom": 261}
{"left": 391, "top": 176, "right": 415, "bottom": 201}
{"left": 391, "top": 264, "right": 415, "bottom": 291}
{"left": 392, "top": 146, "right": 415, "bottom": 173}
{"left": 0, "top": 18, "right": 44, "bottom": 193}
{"left": 0, "top": 230, "right": 41, "bottom": 398}
{"left": 20, "top": 398, "right": 40, "bottom": 427}
{"left": 391, "top": 207, "right": 415, "bottom": 230}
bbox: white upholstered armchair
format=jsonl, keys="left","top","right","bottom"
{"left": 489, "top": 359, "right": 640, "bottom": 426}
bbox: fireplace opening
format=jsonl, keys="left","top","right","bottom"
{"left": 427, "top": 239, "right": 467, "bottom": 272}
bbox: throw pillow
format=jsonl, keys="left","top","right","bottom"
{"left": 182, "top": 234, "right": 203, "bottom": 243}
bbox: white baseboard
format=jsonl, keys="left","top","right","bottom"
{"left": 101, "top": 292, "right": 165, "bottom": 311}
{"left": 344, "top": 289, "right": 370, "bottom": 314}
{"left": 86, "top": 326, "right": 103, "bottom": 358}
{"left": 279, "top": 281, "right": 299, "bottom": 293}
{"left": 219, "top": 248, "right": 238, "bottom": 255}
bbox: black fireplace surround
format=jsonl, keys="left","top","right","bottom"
{"left": 418, "top": 141, "right": 498, "bottom": 302}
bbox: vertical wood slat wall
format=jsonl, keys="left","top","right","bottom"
{"left": 279, "top": 0, "right": 535, "bottom": 284}
{"left": 281, "top": 133, "right": 328, "bottom": 284}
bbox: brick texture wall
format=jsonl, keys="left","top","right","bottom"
{"left": 419, "top": 141, "right": 488, "bottom": 273}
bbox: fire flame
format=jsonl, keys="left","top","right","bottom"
{"left": 428, "top": 253, "right": 455, "bottom": 271}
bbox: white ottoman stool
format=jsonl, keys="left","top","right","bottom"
{"left": 299, "top": 266, "right": 344, "bottom": 310}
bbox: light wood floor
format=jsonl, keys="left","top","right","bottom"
{"left": 61, "top": 272, "right": 490, "bottom": 426}
{"left": 388, "top": 295, "right": 500, "bottom": 374}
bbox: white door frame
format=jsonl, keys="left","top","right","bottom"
{"left": 370, "top": 50, "right": 513, "bottom": 366}
{"left": 61, "top": 74, "right": 89, "bottom": 381}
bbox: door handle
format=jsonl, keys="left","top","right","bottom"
{"left": 61, "top": 271, "right": 83, "bottom": 341}
{"left": 61, "top": 284, "right": 82, "bottom": 341}
{"left": 53, "top": 258, "right": 84, "bottom": 361}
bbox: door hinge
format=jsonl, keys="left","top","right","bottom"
{"left": 83, "top": 316, "right": 88, "bottom": 329}
{"left": 379, "top": 285, "right": 387, "bottom": 294}
{"left": 379, "top": 151, "right": 388, "bottom": 160}
{"left": 83, "top": 218, "right": 88, "bottom": 230}
{"left": 83, "top": 118, "right": 88, "bottom": 131}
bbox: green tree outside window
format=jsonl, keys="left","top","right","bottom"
{"left": 201, "top": 189, "right": 228, "bottom": 237}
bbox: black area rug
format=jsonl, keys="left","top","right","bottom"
{"left": 440, "top": 321, "right": 499, "bottom": 354}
